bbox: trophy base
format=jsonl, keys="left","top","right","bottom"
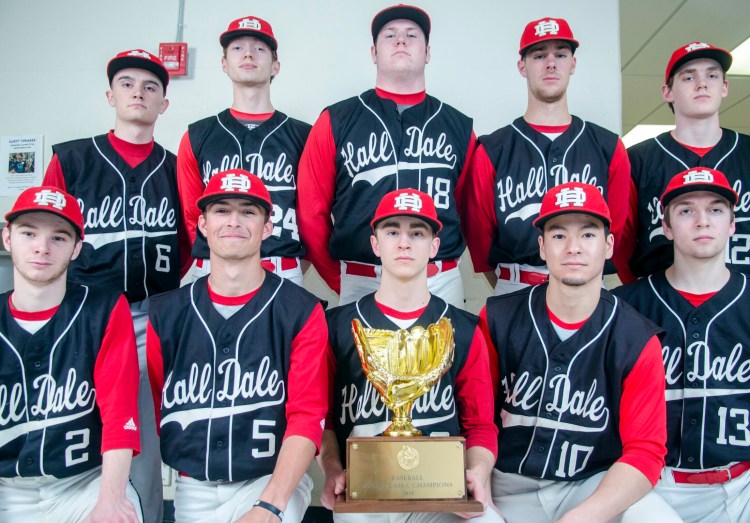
{"left": 333, "top": 495, "right": 484, "bottom": 513}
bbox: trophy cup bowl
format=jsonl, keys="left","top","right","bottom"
{"left": 352, "top": 317, "right": 455, "bottom": 437}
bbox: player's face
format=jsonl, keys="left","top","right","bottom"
{"left": 371, "top": 216, "right": 439, "bottom": 281}
{"left": 664, "top": 191, "right": 735, "bottom": 261}
{"left": 106, "top": 68, "right": 168, "bottom": 126}
{"left": 539, "top": 213, "right": 613, "bottom": 288}
{"left": 519, "top": 41, "right": 576, "bottom": 104}
{"left": 198, "top": 198, "right": 272, "bottom": 262}
{"left": 371, "top": 19, "right": 430, "bottom": 78}
{"left": 2, "top": 212, "right": 82, "bottom": 287}
{"left": 222, "top": 36, "right": 279, "bottom": 86}
{"left": 663, "top": 58, "right": 727, "bottom": 118}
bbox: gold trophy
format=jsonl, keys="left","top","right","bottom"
{"left": 334, "top": 317, "right": 483, "bottom": 513}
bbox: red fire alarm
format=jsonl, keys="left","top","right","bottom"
{"left": 159, "top": 42, "right": 188, "bottom": 76}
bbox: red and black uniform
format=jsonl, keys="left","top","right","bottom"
{"left": 178, "top": 109, "right": 310, "bottom": 260}
{"left": 614, "top": 271, "right": 750, "bottom": 469}
{"left": 298, "top": 89, "right": 476, "bottom": 293}
{"left": 462, "top": 117, "right": 633, "bottom": 279}
{"left": 481, "top": 284, "right": 666, "bottom": 485}
{"left": 325, "top": 293, "right": 497, "bottom": 463}
{"left": 44, "top": 132, "right": 186, "bottom": 301}
{"left": 146, "top": 273, "right": 329, "bottom": 482}
{"left": 0, "top": 285, "right": 139, "bottom": 478}
{"left": 628, "top": 130, "right": 750, "bottom": 276}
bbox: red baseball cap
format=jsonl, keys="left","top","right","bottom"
{"left": 660, "top": 167, "right": 738, "bottom": 207}
{"left": 533, "top": 182, "right": 610, "bottom": 229}
{"left": 107, "top": 49, "right": 169, "bottom": 93}
{"left": 519, "top": 17, "right": 579, "bottom": 56}
{"left": 371, "top": 4, "right": 431, "bottom": 43}
{"left": 371, "top": 189, "right": 442, "bottom": 233}
{"left": 665, "top": 42, "right": 732, "bottom": 84}
{"left": 197, "top": 169, "right": 272, "bottom": 212}
{"left": 5, "top": 186, "right": 85, "bottom": 239}
{"left": 220, "top": 16, "right": 278, "bottom": 50}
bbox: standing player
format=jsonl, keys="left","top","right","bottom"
{"left": 615, "top": 168, "right": 750, "bottom": 522}
{"left": 298, "top": 4, "right": 476, "bottom": 308}
{"left": 627, "top": 42, "right": 750, "bottom": 277}
{"left": 0, "top": 186, "right": 141, "bottom": 522}
{"left": 42, "top": 49, "right": 185, "bottom": 523}
{"left": 147, "top": 169, "right": 330, "bottom": 522}
{"left": 481, "top": 182, "right": 681, "bottom": 522}
{"left": 320, "top": 189, "right": 501, "bottom": 522}
{"left": 178, "top": 15, "right": 310, "bottom": 284}
{"left": 461, "top": 17, "right": 633, "bottom": 295}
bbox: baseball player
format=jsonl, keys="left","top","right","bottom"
{"left": 147, "top": 169, "right": 330, "bottom": 522}
{"left": 320, "top": 189, "right": 501, "bottom": 522}
{"left": 614, "top": 168, "right": 750, "bottom": 522}
{"left": 0, "top": 186, "right": 141, "bottom": 522}
{"left": 461, "top": 17, "right": 634, "bottom": 295}
{"left": 627, "top": 42, "right": 750, "bottom": 278}
{"left": 178, "top": 15, "right": 310, "bottom": 285}
{"left": 42, "top": 49, "right": 187, "bottom": 522}
{"left": 297, "top": 4, "right": 476, "bottom": 308}
{"left": 480, "top": 182, "right": 681, "bottom": 522}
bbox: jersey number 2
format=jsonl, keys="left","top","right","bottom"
{"left": 65, "top": 428, "right": 90, "bottom": 467}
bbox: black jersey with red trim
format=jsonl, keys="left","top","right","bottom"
{"left": 628, "top": 130, "right": 750, "bottom": 276}
{"left": 480, "top": 116, "right": 620, "bottom": 270}
{"left": 52, "top": 135, "right": 180, "bottom": 302}
{"left": 187, "top": 110, "right": 310, "bottom": 259}
{"left": 614, "top": 271, "right": 750, "bottom": 469}
{"left": 0, "top": 285, "right": 121, "bottom": 478}
{"left": 327, "top": 89, "right": 472, "bottom": 264}
{"left": 148, "top": 273, "right": 321, "bottom": 482}
{"left": 484, "top": 284, "right": 660, "bottom": 481}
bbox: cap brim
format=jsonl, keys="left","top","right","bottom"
{"left": 533, "top": 209, "right": 610, "bottom": 229}
{"left": 668, "top": 49, "right": 732, "bottom": 82}
{"left": 5, "top": 209, "right": 84, "bottom": 238}
{"left": 220, "top": 30, "right": 278, "bottom": 50}
{"left": 197, "top": 193, "right": 272, "bottom": 212}
{"left": 372, "top": 6, "right": 431, "bottom": 42}
{"left": 521, "top": 37, "right": 579, "bottom": 56}
{"left": 108, "top": 57, "right": 169, "bottom": 91}
{"left": 661, "top": 184, "right": 738, "bottom": 208}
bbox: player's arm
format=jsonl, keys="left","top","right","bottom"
{"left": 317, "top": 429, "right": 346, "bottom": 510}
{"left": 176, "top": 130, "right": 205, "bottom": 251}
{"left": 556, "top": 335, "right": 666, "bottom": 523}
{"left": 607, "top": 139, "right": 637, "bottom": 284}
{"left": 146, "top": 319, "right": 165, "bottom": 433}
{"left": 84, "top": 449, "right": 140, "bottom": 523}
{"left": 296, "top": 110, "right": 341, "bottom": 294}
{"left": 42, "top": 154, "right": 67, "bottom": 190}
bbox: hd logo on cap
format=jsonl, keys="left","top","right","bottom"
{"left": 394, "top": 193, "right": 423, "bottom": 212}
{"left": 33, "top": 189, "right": 67, "bottom": 211}
{"left": 220, "top": 173, "right": 252, "bottom": 192}
{"left": 127, "top": 50, "right": 152, "bottom": 59}
{"left": 683, "top": 169, "right": 714, "bottom": 184}
{"left": 555, "top": 187, "right": 587, "bottom": 208}
{"left": 685, "top": 42, "right": 711, "bottom": 53}
{"left": 535, "top": 19, "right": 560, "bottom": 37}
{"left": 237, "top": 18, "right": 261, "bottom": 30}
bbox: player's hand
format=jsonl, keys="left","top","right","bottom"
{"left": 320, "top": 468, "right": 346, "bottom": 510}
{"left": 83, "top": 496, "right": 140, "bottom": 523}
{"left": 234, "top": 505, "right": 285, "bottom": 523}
{"left": 453, "top": 468, "right": 504, "bottom": 520}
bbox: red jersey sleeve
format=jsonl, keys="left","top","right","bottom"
{"left": 176, "top": 130, "right": 204, "bottom": 252}
{"left": 454, "top": 325, "right": 499, "bottom": 458}
{"left": 43, "top": 154, "right": 67, "bottom": 190}
{"left": 617, "top": 335, "right": 667, "bottom": 486}
{"left": 460, "top": 145, "right": 498, "bottom": 273}
{"left": 284, "top": 303, "right": 331, "bottom": 452}
{"left": 297, "top": 110, "right": 341, "bottom": 294}
{"left": 607, "top": 139, "right": 637, "bottom": 284}
{"left": 146, "top": 320, "right": 164, "bottom": 436}
{"left": 454, "top": 131, "right": 478, "bottom": 223}
{"left": 479, "top": 307, "right": 501, "bottom": 400}
{"left": 94, "top": 295, "right": 140, "bottom": 455}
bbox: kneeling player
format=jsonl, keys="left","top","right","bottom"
{"left": 481, "top": 182, "right": 681, "bottom": 522}
{"left": 147, "top": 170, "right": 330, "bottom": 522}
{"left": 615, "top": 168, "right": 749, "bottom": 523}
{"left": 0, "top": 187, "right": 141, "bottom": 522}
{"left": 320, "top": 189, "right": 502, "bottom": 522}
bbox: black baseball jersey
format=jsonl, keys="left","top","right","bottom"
{"left": 186, "top": 110, "right": 310, "bottom": 259}
{"left": 628, "top": 130, "right": 750, "bottom": 276}
{"left": 326, "top": 89, "right": 472, "bottom": 264}
{"left": 326, "top": 294, "right": 474, "bottom": 463}
{"left": 479, "top": 116, "right": 621, "bottom": 269}
{"left": 614, "top": 271, "right": 750, "bottom": 469}
{"left": 148, "top": 273, "right": 324, "bottom": 482}
{"left": 0, "top": 285, "right": 139, "bottom": 479}
{"left": 52, "top": 135, "right": 180, "bottom": 302}
{"left": 484, "top": 284, "right": 661, "bottom": 481}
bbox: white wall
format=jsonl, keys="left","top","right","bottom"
{"left": 0, "top": 0, "right": 622, "bottom": 310}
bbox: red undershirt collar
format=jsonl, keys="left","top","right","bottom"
{"left": 207, "top": 282, "right": 260, "bottom": 306}
{"left": 375, "top": 299, "right": 427, "bottom": 320}
{"left": 676, "top": 289, "right": 717, "bottom": 307}
{"left": 8, "top": 294, "right": 58, "bottom": 321}
{"left": 375, "top": 87, "right": 426, "bottom": 106}
{"left": 230, "top": 109, "right": 274, "bottom": 121}
{"left": 546, "top": 304, "right": 588, "bottom": 330}
{"left": 672, "top": 136, "right": 714, "bottom": 158}
{"left": 107, "top": 130, "right": 154, "bottom": 158}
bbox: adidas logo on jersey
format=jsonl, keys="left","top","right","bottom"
{"left": 534, "top": 19, "right": 560, "bottom": 37}
{"left": 123, "top": 418, "right": 138, "bottom": 431}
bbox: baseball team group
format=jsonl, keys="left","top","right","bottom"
{"left": 1, "top": 3, "right": 747, "bottom": 523}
